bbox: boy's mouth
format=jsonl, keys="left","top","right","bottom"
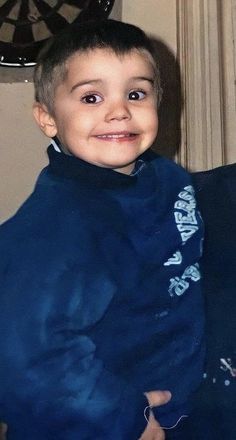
{"left": 95, "top": 132, "right": 138, "bottom": 141}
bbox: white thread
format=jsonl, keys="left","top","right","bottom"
{"left": 160, "top": 414, "right": 188, "bottom": 430}
{"left": 144, "top": 405, "right": 188, "bottom": 429}
{"left": 143, "top": 405, "right": 151, "bottom": 423}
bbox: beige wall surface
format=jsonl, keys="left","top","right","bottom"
{"left": 123, "top": 0, "right": 177, "bottom": 53}
{"left": 0, "top": 83, "right": 49, "bottom": 223}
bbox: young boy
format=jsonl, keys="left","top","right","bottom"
{"left": 0, "top": 19, "right": 204, "bottom": 439}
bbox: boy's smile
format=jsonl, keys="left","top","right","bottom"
{"left": 94, "top": 132, "right": 138, "bottom": 142}
{"left": 37, "top": 48, "right": 159, "bottom": 174}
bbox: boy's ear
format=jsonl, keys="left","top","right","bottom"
{"left": 33, "top": 102, "right": 57, "bottom": 138}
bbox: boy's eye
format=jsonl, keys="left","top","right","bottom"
{"left": 128, "top": 90, "right": 146, "bottom": 100}
{"left": 81, "top": 94, "right": 102, "bottom": 104}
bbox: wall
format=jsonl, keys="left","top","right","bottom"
{"left": 122, "top": 0, "right": 177, "bottom": 52}
{"left": 0, "top": 83, "right": 48, "bottom": 221}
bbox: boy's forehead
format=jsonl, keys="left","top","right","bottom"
{"left": 65, "top": 47, "right": 156, "bottom": 78}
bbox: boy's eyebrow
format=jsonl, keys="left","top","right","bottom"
{"left": 70, "top": 76, "right": 155, "bottom": 93}
{"left": 70, "top": 79, "right": 103, "bottom": 93}
{"left": 131, "top": 76, "right": 155, "bottom": 85}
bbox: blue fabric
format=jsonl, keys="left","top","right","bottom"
{"left": 182, "top": 164, "right": 236, "bottom": 439}
{"left": 0, "top": 146, "right": 205, "bottom": 439}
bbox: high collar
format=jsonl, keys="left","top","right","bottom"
{"left": 47, "top": 144, "right": 154, "bottom": 189}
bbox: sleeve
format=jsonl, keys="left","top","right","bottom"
{"left": 0, "top": 299, "right": 149, "bottom": 439}
{"left": 0, "top": 239, "right": 147, "bottom": 440}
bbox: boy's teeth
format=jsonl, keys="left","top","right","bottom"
{"left": 98, "top": 134, "right": 132, "bottom": 138}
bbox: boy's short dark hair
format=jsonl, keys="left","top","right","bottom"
{"left": 34, "top": 19, "right": 162, "bottom": 114}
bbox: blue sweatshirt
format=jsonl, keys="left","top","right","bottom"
{"left": 0, "top": 146, "right": 205, "bottom": 439}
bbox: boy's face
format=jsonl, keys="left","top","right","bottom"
{"left": 38, "top": 48, "right": 158, "bottom": 174}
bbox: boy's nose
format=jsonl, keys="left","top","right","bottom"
{"left": 105, "top": 100, "right": 131, "bottom": 122}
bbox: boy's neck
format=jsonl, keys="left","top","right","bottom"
{"left": 113, "top": 162, "right": 136, "bottom": 175}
